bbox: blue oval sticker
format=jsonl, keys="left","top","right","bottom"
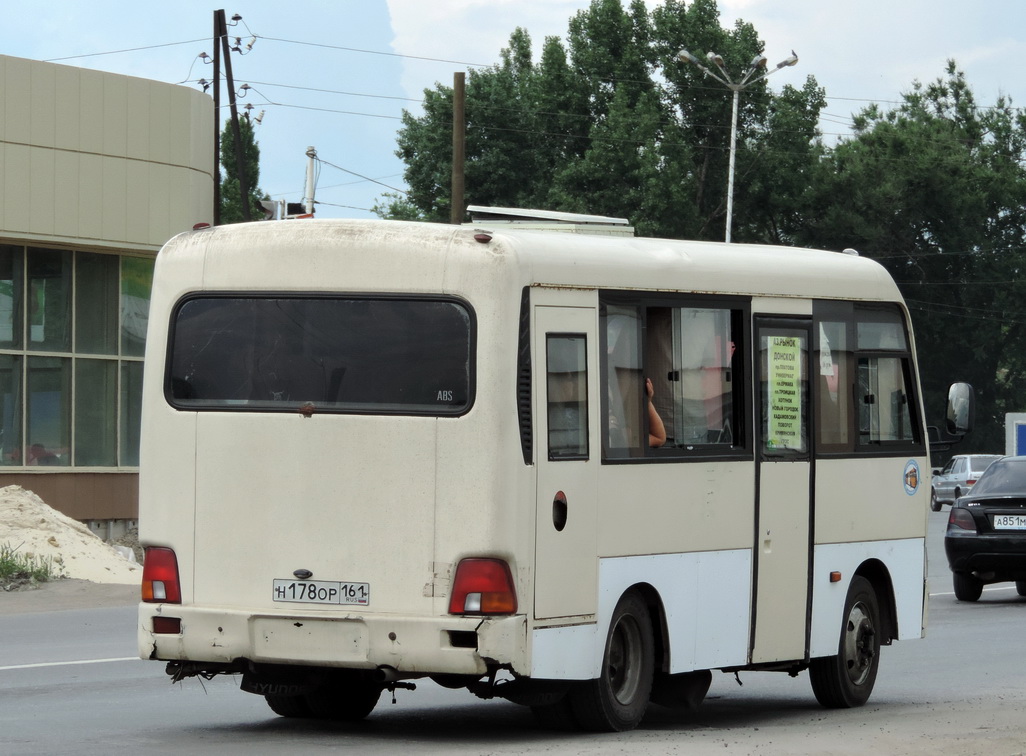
{"left": 904, "top": 459, "right": 921, "bottom": 496}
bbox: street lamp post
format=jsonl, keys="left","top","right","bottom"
{"left": 677, "top": 49, "right": 798, "bottom": 243}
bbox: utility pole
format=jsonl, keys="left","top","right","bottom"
{"left": 304, "top": 146, "right": 317, "bottom": 215}
{"left": 212, "top": 9, "right": 252, "bottom": 221}
{"left": 450, "top": 72, "right": 466, "bottom": 225}
{"left": 212, "top": 12, "right": 221, "bottom": 225}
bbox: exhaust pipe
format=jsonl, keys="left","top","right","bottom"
{"left": 373, "top": 665, "right": 418, "bottom": 683}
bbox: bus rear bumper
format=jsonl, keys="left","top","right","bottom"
{"left": 138, "top": 604, "right": 528, "bottom": 677}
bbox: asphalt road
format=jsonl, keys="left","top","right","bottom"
{"left": 2, "top": 509, "right": 1025, "bottom": 755}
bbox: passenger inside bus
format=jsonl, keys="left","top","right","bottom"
{"left": 607, "top": 304, "right": 736, "bottom": 455}
{"left": 605, "top": 309, "right": 666, "bottom": 450}
{"left": 645, "top": 378, "right": 667, "bottom": 448}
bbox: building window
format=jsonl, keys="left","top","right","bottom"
{"left": 0, "top": 244, "right": 152, "bottom": 468}
{"left": 28, "top": 248, "right": 72, "bottom": 352}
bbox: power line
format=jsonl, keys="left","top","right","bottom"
{"left": 319, "top": 175, "right": 404, "bottom": 190}
{"left": 313, "top": 200, "right": 379, "bottom": 213}
{"left": 243, "top": 79, "right": 421, "bottom": 104}
{"left": 224, "top": 69, "right": 1018, "bottom": 167}
{"left": 253, "top": 35, "right": 491, "bottom": 68}
{"left": 904, "top": 298, "right": 1026, "bottom": 326}
{"left": 42, "top": 38, "right": 207, "bottom": 63}
{"left": 313, "top": 157, "right": 407, "bottom": 195}
{"left": 40, "top": 37, "right": 1021, "bottom": 154}
{"left": 40, "top": 31, "right": 1025, "bottom": 213}
{"left": 37, "top": 30, "right": 1024, "bottom": 120}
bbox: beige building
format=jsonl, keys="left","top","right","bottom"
{"left": 0, "top": 54, "right": 213, "bottom": 529}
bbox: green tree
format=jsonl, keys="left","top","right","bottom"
{"left": 649, "top": 0, "right": 825, "bottom": 241}
{"left": 381, "top": 0, "right": 825, "bottom": 243}
{"left": 383, "top": 27, "right": 583, "bottom": 221}
{"left": 219, "top": 114, "right": 269, "bottom": 224}
{"left": 381, "top": 0, "right": 1026, "bottom": 451}
{"left": 799, "top": 63, "right": 1026, "bottom": 453}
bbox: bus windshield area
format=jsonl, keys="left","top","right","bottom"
{"left": 167, "top": 295, "right": 473, "bottom": 415}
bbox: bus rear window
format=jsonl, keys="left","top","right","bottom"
{"left": 167, "top": 296, "right": 473, "bottom": 415}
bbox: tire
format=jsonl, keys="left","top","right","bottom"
{"left": 953, "top": 572, "right": 983, "bottom": 602}
{"left": 930, "top": 491, "right": 940, "bottom": 512}
{"left": 809, "top": 576, "right": 881, "bottom": 708}
{"left": 304, "top": 681, "right": 382, "bottom": 721}
{"left": 1016, "top": 580, "right": 1026, "bottom": 597}
{"left": 569, "top": 589, "right": 654, "bottom": 731}
{"left": 265, "top": 694, "right": 312, "bottom": 718}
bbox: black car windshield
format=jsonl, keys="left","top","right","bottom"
{"left": 967, "top": 458, "right": 1026, "bottom": 497}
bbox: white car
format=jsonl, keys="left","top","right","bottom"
{"left": 931, "top": 454, "right": 1002, "bottom": 511}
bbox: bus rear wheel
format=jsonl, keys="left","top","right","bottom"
{"left": 569, "top": 589, "right": 654, "bottom": 731}
{"left": 264, "top": 694, "right": 312, "bottom": 718}
{"left": 305, "top": 681, "right": 382, "bottom": 721}
{"left": 810, "top": 576, "right": 880, "bottom": 708}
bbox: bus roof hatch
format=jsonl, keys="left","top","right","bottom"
{"left": 465, "top": 205, "right": 635, "bottom": 237}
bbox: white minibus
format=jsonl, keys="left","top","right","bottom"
{"left": 138, "top": 210, "right": 970, "bottom": 731}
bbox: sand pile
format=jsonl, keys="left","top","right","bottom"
{"left": 0, "top": 485, "right": 141, "bottom": 585}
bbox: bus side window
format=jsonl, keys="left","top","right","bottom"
{"left": 815, "top": 319, "right": 851, "bottom": 451}
{"left": 603, "top": 298, "right": 744, "bottom": 459}
{"left": 854, "top": 305, "right": 920, "bottom": 447}
{"left": 604, "top": 306, "right": 643, "bottom": 456}
{"left": 669, "top": 307, "right": 737, "bottom": 447}
{"left": 546, "top": 334, "right": 589, "bottom": 460}
{"left": 857, "top": 355, "right": 915, "bottom": 443}
{"left": 646, "top": 308, "right": 674, "bottom": 444}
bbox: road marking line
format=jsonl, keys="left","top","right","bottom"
{"left": 930, "top": 584, "right": 1018, "bottom": 598}
{"left": 0, "top": 657, "right": 139, "bottom": 671}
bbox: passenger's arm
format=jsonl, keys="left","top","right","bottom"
{"left": 646, "top": 378, "right": 667, "bottom": 448}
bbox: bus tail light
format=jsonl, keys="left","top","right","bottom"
{"left": 142, "top": 547, "right": 182, "bottom": 604}
{"left": 449, "top": 558, "right": 517, "bottom": 615}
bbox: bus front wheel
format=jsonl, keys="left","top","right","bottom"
{"left": 569, "top": 589, "right": 654, "bottom": 731}
{"left": 809, "top": 576, "right": 881, "bottom": 708}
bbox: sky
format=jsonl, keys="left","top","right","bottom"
{"left": 1, "top": 1, "right": 1024, "bottom": 221}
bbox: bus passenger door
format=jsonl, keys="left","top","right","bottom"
{"left": 752, "top": 319, "right": 813, "bottom": 664}
{"left": 533, "top": 306, "right": 599, "bottom": 620}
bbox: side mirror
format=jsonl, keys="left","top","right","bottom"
{"left": 945, "top": 382, "right": 974, "bottom": 436}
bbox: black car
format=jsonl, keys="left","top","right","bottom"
{"left": 944, "top": 456, "right": 1026, "bottom": 601}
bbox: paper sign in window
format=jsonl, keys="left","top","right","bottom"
{"left": 766, "top": 336, "right": 804, "bottom": 451}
